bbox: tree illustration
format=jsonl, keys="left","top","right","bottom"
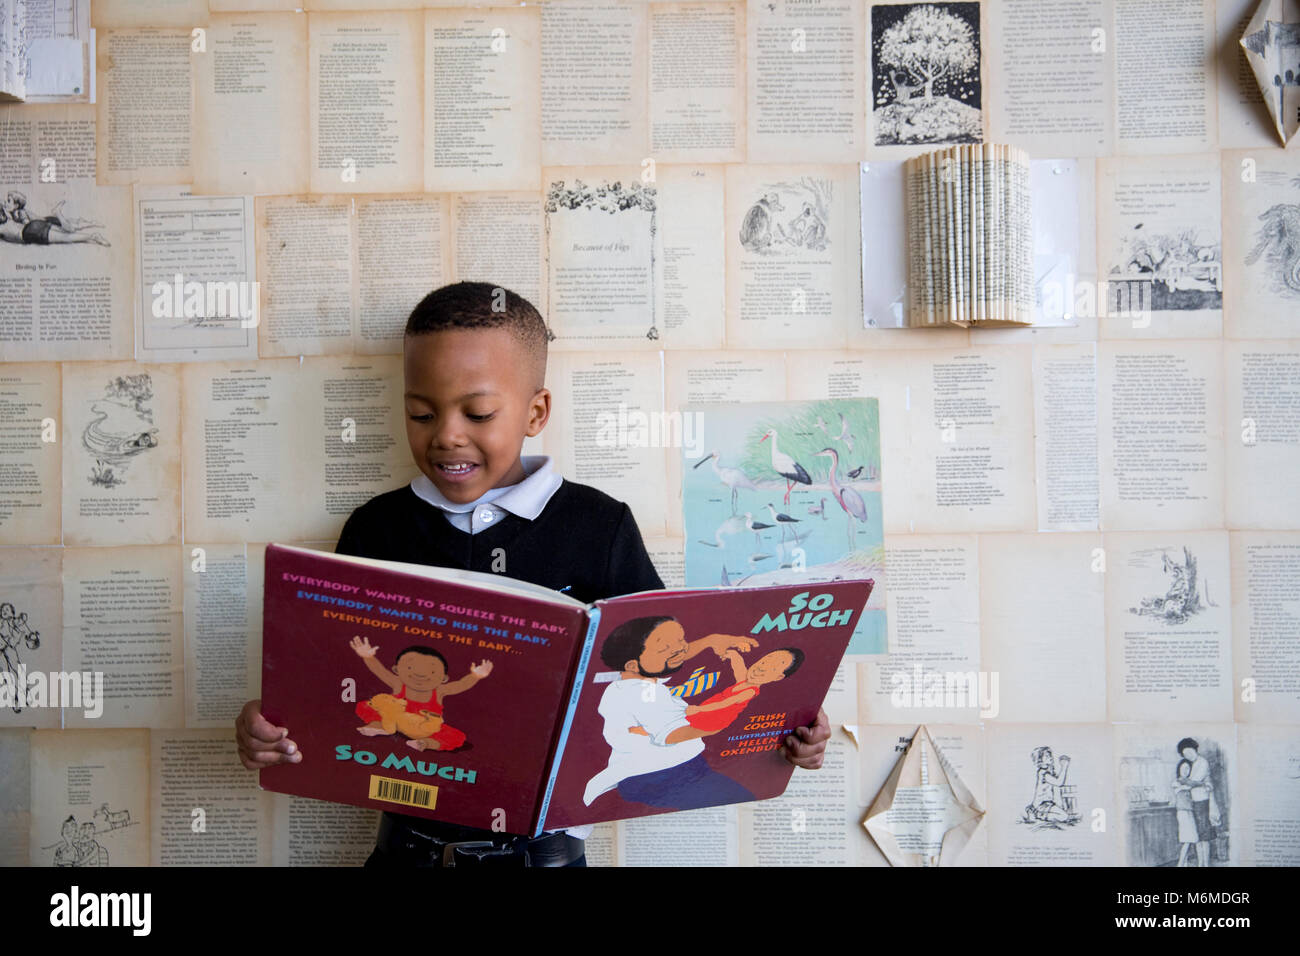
{"left": 878, "top": 6, "right": 977, "bottom": 103}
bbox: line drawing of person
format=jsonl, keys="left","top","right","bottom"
{"left": 1177, "top": 737, "right": 1221, "bottom": 866}
{"left": 1173, "top": 758, "right": 1198, "bottom": 866}
{"left": 0, "top": 190, "right": 109, "bottom": 246}
{"left": 1021, "top": 746, "right": 1079, "bottom": 828}
{"left": 582, "top": 616, "right": 758, "bottom": 811}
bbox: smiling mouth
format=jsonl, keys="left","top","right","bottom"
{"left": 434, "top": 462, "right": 480, "bottom": 480}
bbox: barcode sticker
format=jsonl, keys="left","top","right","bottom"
{"left": 368, "top": 775, "right": 438, "bottom": 809}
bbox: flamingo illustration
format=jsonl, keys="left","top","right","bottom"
{"left": 815, "top": 446, "right": 868, "bottom": 547}
{"left": 759, "top": 428, "right": 811, "bottom": 506}
{"left": 693, "top": 450, "right": 757, "bottom": 514}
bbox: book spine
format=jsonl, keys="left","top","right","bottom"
{"left": 534, "top": 606, "right": 603, "bottom": 837}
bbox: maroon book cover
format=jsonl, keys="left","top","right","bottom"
{"left": 538, "top": 577, "right": 872, "bottom": 831}
{"left": 259, "top": 544, "right": 587, "bottom": 835}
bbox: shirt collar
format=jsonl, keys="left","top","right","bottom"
{"left": 410, "top": 455, "right": 562, "bottom": 521}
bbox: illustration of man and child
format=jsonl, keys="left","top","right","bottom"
{"left": 1172, "top": 737, "right": 1221, "bottom": 867}
{"left": 349, "top": 636, "right": 491, "bottom": 752}
{"left": 584, "top": 615, "right": 805, "bottom": 812}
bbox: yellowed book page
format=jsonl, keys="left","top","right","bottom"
{"left": 1113, "top": 722, "right": 1237, "bottom": 867}
{"left": 355, "top": 193, "right": 451, "bottom": 355}
{"left": 1096, "top": 153, "right": 1223, "bottom": 339}
{"left": 1237, "top": 723, "right": 1300, "bottom": 865}
{"left": 746, "top": 0, "right": 865, "bottom": 163}
{"left": 424, "top": 6, "right": 540, "bottom": 193}
{"left": 183, "top": 543, "right": 256, "bottom": 729}
{"left": 62, "top": 545, "right": 184, "bottom": 729}
{"left": 133, "top": 184, "right": 259, "bottom": 363}
{"left": 0, "top": 547, "right": 62, "bottom": 730}
{"left": 783, "top": 350, "right": 911, "bottom": 534}
{"left": 738, "top": 738, "right": 868, "bottom": 865}
{"left": 306, "top": 0, "right": 430, "bottom": 9}
{"left": 29, "top": 728, "right": 149, "bottom": 867}
{"left": 95, "top": 29, "right": 193, "bottom": 186}
{"left": 268, "top": 793, "right": 380, "bottom": 866}
{"left": 149, "top": 728, "right": 272, "bottom": 865}
{"left": 93, "top": 0, "right": 208, "bottom": 29}
{"left": 0, "top": 105, "right": 132, "bottom": 361}
{"left": 866, "top": 1, "right": 989, "bottom": 159}
{"left": 986, "top": 0, "right": 1113, "bottom": 156}
{"left": 542, "top": 163, "right": 661, "bottom": 349}
{"left": 1221, "top": 148, "right": 1300, "bottom": 339}
{"left": 544, "top": 350, "right": 668, "bottom": 538}
{"left": 664, "top": 349, "right": 784, "bottom": 535}
{"left": 1098, "top": 340, "right": 1225, "bottom": 531}
{"left": 985, "top": 723, "right": 1119, "bottom": 866}
{"left": 1114, "top": 0, "right": 1218, "bottom": 154}
{"left": 0, "top": 362, "right": 61, "bottom": 543}
{"left": 582, "top": 820, "right": 620, "bottom": 867}
{"left": 450, "top": 191, "right": 545, "bottom": 318}
{"left": 1215, "top": 0, "right": 1282, "bottom": 149}
{"left": 309, "top": 10, "right": 423, "bottom": 194}
{"left": 980, "top": 532, "right": 1107, "bottom": 723}
{"left": 857, "top": 723, "right": 987, "bottom": 867}
{"left": 539, "top": 0, "right": 647, "bottom": 168}
{"left": 647, "top": 1, "right": 745, "bottom": 164}
{"left": 1231, "top": 531, "right": 1300, "bottom": 723}
{"left": 181, "top": 359, "right": 307, "bottom": 544}
{"left": 62, "top": 361, "right": 182, "bottom": 546}
{"left": 905, "top": 346, "right": 1036, "bottom": 533}
{"left": 654, "top": 164, "right": 727, "bottom": 349}
{"left": 210, "top": 0, "right": 297, "bottom": 10}
{"left": 642, "top": 534, "right": 685, "bottom": 589}
{"left": 724, "top": 163, "right": 860, "bottom": 349}
{"left": 860, "top": 534, "right": 980, "bottom": 723}
{"left": 255, "top": 194, "right": 354, "bottom": 358}
{"left": 1032, "top": 343, "right": 1100, "bottom": 532}
{"left": 1104, "top": 529, "right": 1233, "bottom": 723}
{"left": 297, "top": 354, "right": 419, "bottom": 543}
{"left": 823, "top": 658, "right": 858, "bottom": 728}
{"left": 1225, "top": 341, "right": 1300, "bottom": 529}
{"left": 0, "top": 729, "right": 30, "bottom": 865}
{"left": 193, "top": 12, "right": 309, "bottom": 196}
{"left": 617, "top": 804, "right": 740, "bottom": 865}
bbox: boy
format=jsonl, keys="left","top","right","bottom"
{"left": 235, "top": 281, "right": 831, "bottom": 867}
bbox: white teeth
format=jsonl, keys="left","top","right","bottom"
{"left": 440, "top": 463, "right": 475, "bottom": 474}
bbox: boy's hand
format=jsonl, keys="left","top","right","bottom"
{"left": 782, "top": 708, "right": 830, "bottom": 770}
{"left": 350, "top": 635, "right": 378, "bottom": 658}
{"left": 235, "top": 698, "right": 302, "bottom": 769}
{"left": 470, "top": 659, "right": 493, "bottom": 678}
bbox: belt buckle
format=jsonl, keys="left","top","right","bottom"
{"left": 442, "top": 839, "right": 512, "bottom": 867}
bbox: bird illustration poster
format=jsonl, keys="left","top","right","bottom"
{"left": 681, "top": 398, "right": 886, "bottom": 654}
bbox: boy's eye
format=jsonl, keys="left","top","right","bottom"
{"left": 466, "top": 411, "right": 495, "bottom": 422}
{"left": 408, "top": 413, "right": 433, "bottom": 423}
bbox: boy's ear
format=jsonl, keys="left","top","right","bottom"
{"left": 525, "top": 387, "right": 551, "bottom": 437}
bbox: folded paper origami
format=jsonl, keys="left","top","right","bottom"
{"left": 863, "top": 724, "right": 984, "bottom": 866}
{"left": 1241, "top": 0, "right": 1300, "bottom": 146}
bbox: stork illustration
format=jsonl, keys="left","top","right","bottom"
{"left": 759, "top": 428, "right": 811, "bottom": 506}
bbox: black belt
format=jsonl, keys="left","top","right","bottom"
{"left": 372, "top": 813, "right": 585, "bottom": 868}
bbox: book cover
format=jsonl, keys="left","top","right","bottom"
{"left": 539, "top": 578, "right": 872, "bottom": 832}
{"left": 258, "top": 543, "right": 588, "bottom": 834}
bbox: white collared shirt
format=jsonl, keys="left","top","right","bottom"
{"left": 409, "top": 455, "right": 562, "bottom": 534}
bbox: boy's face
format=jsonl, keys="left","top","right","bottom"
{"left": 403, "top": 328, "right": 549, "bottom": 504}
{"left": 747, "top": 650, "right": 794, "bottom": 685}
{"left": 394, "top": 652, "right": 447, "bottom": 691}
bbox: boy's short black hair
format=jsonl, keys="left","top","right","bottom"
{"left": 600, "top": 615, "right": 675, "bottom": 671}
{"left": 1177, "top": 737, "right": 1199, "bottom": 754}
{"left": 405, "top": 281, "right": 549, "bottom": 389}
{"left": 394, "top": 645, "right": 448, "bottom": 672}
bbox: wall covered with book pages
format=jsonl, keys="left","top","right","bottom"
{"left": 0, "top": 0, "right": 1297, "bottom": 867}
